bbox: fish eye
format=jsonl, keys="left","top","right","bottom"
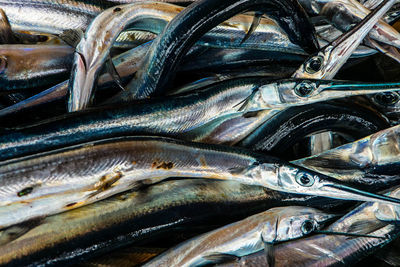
{"left": 305, "top": 56, "right": 323, "bottom": 74}
{"left": 294, "top": 81, "right": 315, "bottom": 97}
{"left": 295, "top": 172, "right": 315, "bottom": 187}
{"left": 301, "top": 220, "right": 315, "bottom": 235}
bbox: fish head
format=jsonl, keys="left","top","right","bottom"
{"left": 260, "top": 206, "right": 337, "bottom": 243}
{"left": 260, "top": 164, "right": 400, "bottom": 206}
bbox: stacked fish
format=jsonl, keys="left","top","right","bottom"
{"left": 1, "top": 0, "right": 400, "bottom": 266}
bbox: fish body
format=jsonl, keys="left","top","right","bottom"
{"left": 1, "top": 136, "right": 399, "bottom": 231}
{"left": 0, "top": 0, "right": 114, "bottom": 34}
{"left": 116, "top": 0, "right": 318, "bottom": 102}
{"left": 4, "top": 78, "right": 400, "bottom": 161}
{"left": 219, "top": 187, "right": 400, "bottom": 267}
{"left": 0, "top": 45, "right": 73, "bottom": 91}
{"left": 0, "top": 178, "right": 328, "bottom": 266}
{"left": 144, "top": 206, "right": 335, "bottom": 267}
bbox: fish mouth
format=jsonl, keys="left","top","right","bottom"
{"left": 322, "top": 183, "right": 400, "bottom": 206}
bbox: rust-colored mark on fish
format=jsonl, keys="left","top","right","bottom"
{"left": 199, "top": 156, "right": 207, "bottom": 168}
{"left": 89, "top": 171, "right": 123, "bottom": 198}
{"left": 152, "top": 159, "right": 174, "bottom": 170}
{"left": 17, "top": 187, "right": 33, "bottom": 197}
{"left": 156, "top": 162, "right": 174, "bottom": 170}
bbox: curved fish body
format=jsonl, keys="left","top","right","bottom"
{"left": 68, "top": 0, "right": 317, "bottom": 112}
{"left": 221, "top": 187, "right": 400, "bottom": 267}
{"left": 0, "top": 41, "right": 151, "bottom": 117}
{"left": 68, "top": 2, "right": 187, "bottom": 112}
{"left": 4, "top": 77, "right": 400, "bottom": 161}
{"left": 116, "top": 0, "right": 318, "bottom": 103}
{"left": 0, "top": 45, "right": 73, "bottom": 91}
{"left": 238, "top": 102, "right": 390, "bottom": 158}
{"left": 0, "top": 179, "right": 327, "bottom": 266}
{"left": 144, "top": 207, "right": 335, "bottom": 267}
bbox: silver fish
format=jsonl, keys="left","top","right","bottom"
{"left": 0, "top": 0, "right": 110, "bottom": 34}
{"left": 293, "top": 0, "right": 396, "bottom": 79}
{"left": 143, "top": 206, "right": 336, "bottom": 267}
{"left": 1, "top": 136, "right": 399, "bottom": 230}
{"left": 219, "top": 186, "right": 400, "bottom": 267}
{"left": 0, "top": 44, "right": 73, "bottom": 91}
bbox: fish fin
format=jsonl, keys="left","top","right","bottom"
{"left": 0, "top": 8, "right": 16, "bottom": 44}
{"left": 58, "top": 29, "right": 84, "bottom": 48}
{"left": 346, "top": 219, "right": 383, "bottom": 235}
{"left": 0, "top": 217, "right": 44, "bottom": 245}
{"left": 203, "top": 253, "right": 240, "bottom": 264}
{"left": 106, "top": 55, "right": 126, "bottom": 91}
{"left": 233, "top": 87, "right": 258, "bottom": 112}
{"left": 240, "top": 12, "right": 263, "bottom": 45}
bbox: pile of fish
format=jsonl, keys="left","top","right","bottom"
{"left": 2, "top": 0, "right": 400, "bottom": 266}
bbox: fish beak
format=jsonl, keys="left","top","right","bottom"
{"left": 321, "top": 183, "right": 400, "bottom": 206}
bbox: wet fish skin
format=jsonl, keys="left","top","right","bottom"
{"left": 218, "top": 187, "right": 400, "bottom": 267}
{"left": 143, "top": 206, "right": 335, "bottom": 267}
{"left": 2, "top": 135, "right": 400, "bottom": 231}
{"left": 68, "top": 2, "right": 183, "bottom": 112}
{"left": 0, "top": 0, "right": 115, "bottom": 35}
{"left": 0, "top": 136, "right": 320, "bottom": 229}
{"left": 68, "top": 0, "right": 317, "bottom": 112}
{"left": 4, "top": 77, "right": 399, "bottom": 162}
{"left": 0, "top": 178, "right": 329, "bottom": 266}
{"left": 118, "top": 0, "right": 318, "bottom": 102}
{"left": 0, "top": 45, "right": 73, "bottom": 91}
{"left": 320, "top": 0, "right": 400, "bottom": 49}
{"left": 293, "top": 122, "right": 400, "bottom": 185}
{"left": 239, "top": 102, "right": 390, "bottom": 160}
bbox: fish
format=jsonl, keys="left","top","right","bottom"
{"left": 0, "top": 44, "right": 73, "bottom": 91}
{"left": 219, "top": 186, "right": 400, "bottom": 267}
{"left": 143, "top": 206, "right": 336, "bottom": 267}
{"left": 0, "top": 0, "right": 114, "bottom": 35}
{"left": 110, "top": 0, "right": 319, "bottom": 105}
{"left": 1, "top": 135, "right": 400, "bottom": 231}
{"left": 293, "top": 122, "right": 400, "bottom": 186}
{"left": 293, "top": 0, "right": 397, "bottom": 79}
{"left": 238, "top": 101, "right": 390, "bottom": 160}
{"left": 3, "top": 77, "right": 400, "bottom": 161}
{"left": 320, "top": 0, "right": 400, "bottom": 49}
{"left": 299, "top": 0, "right": 400, "bottom": 47}
{"left": 0, "top": 179, "right": 334, "bottom": 266}
{"left": 68, "top": 0, "right": 318, "bottom": 112}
